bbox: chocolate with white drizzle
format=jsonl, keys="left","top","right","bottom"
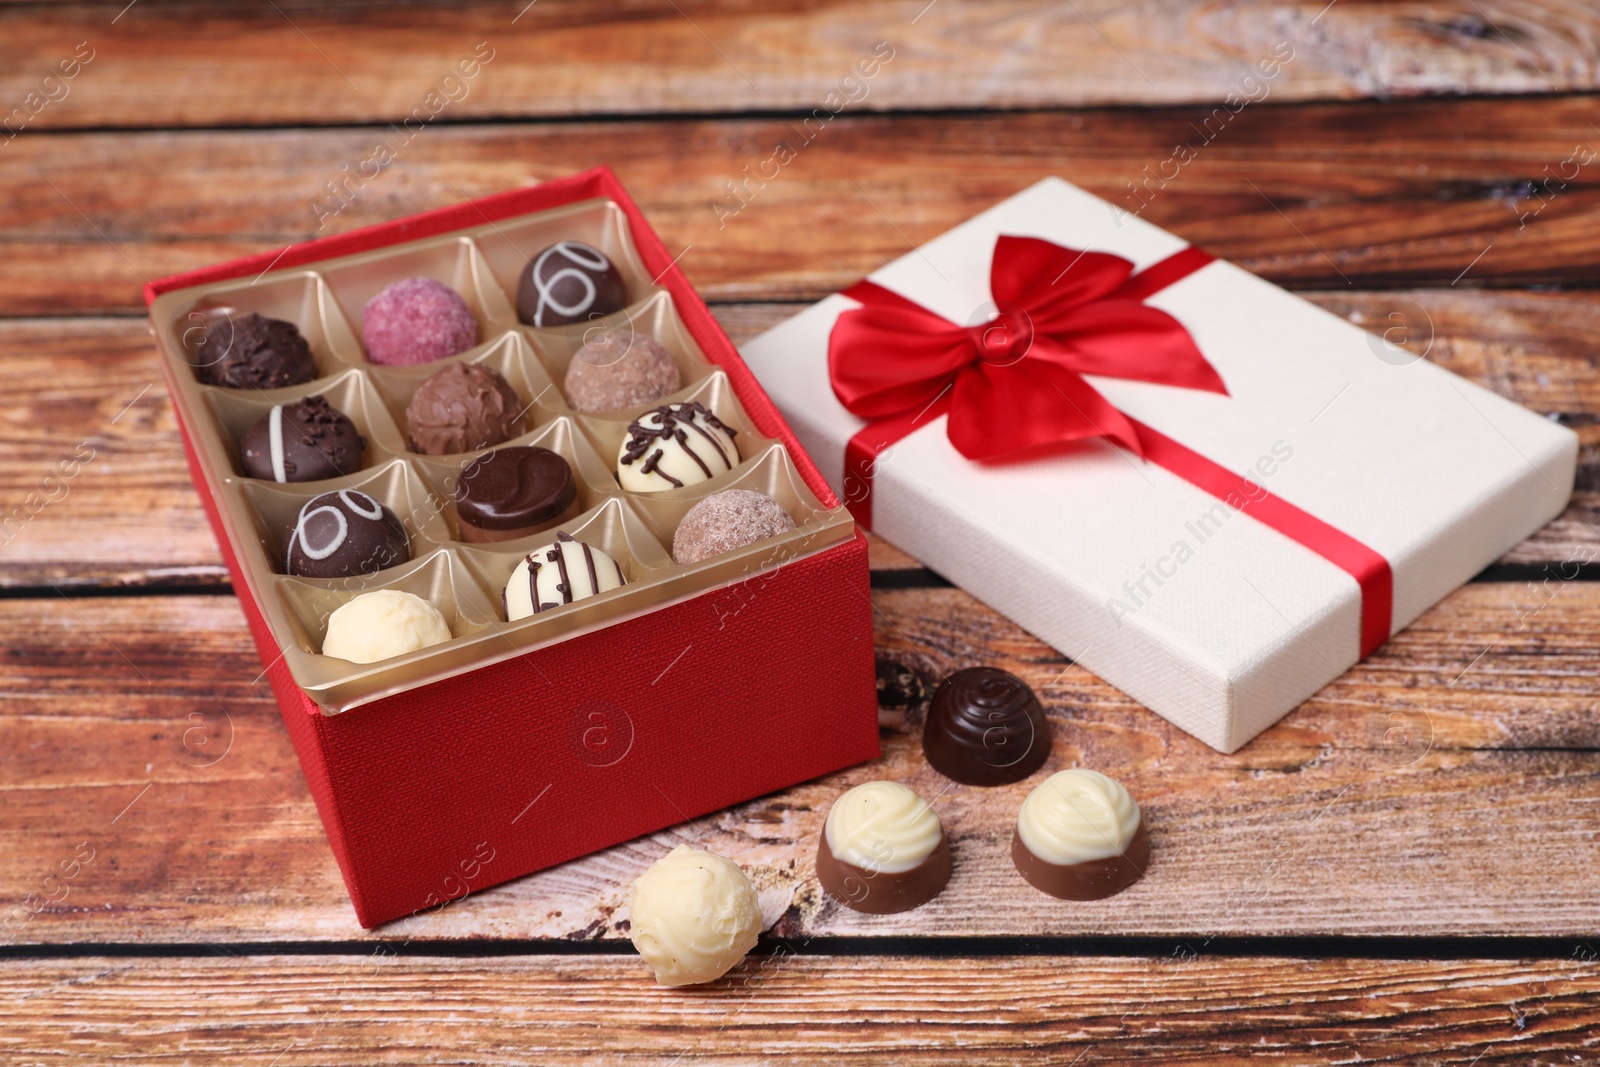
{"left": 503, "top": 530, "right": 626, "bottom": 621}
{"left": 284, "top": 489, "right": 409, "bottom": 578}
{"left": 240, "top": 395, "right": 365, "bottom": 483}
{"left": 616, "top": 401, "right": 739, "bottom": 493}
{"left": 516, "top": 241, "right": 629, "bottom": 328}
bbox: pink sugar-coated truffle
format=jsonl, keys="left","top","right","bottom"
{"left": 362, "top": 277, "right": 479, "bottom": 366}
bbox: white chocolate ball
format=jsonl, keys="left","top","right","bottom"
{"left": 503, "top": 533, "right": 624, "bottom": 621}
{"left": 824, "top": 781, "right": 943, "bottom": 874}
{"left": 1016, "top": 769, "right": 1141, "bottom": 865}
{"left": 629, "top": 845, "right": 761, "bottom": 986}
{"left": 616, "top": 401, "right": 738, "bottom": 493}
{"left": 321, "top": 589, "right": 452, "bottom": 663}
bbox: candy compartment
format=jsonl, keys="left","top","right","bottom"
{"left": 203, "top": 368, "right": 408, "bottom": 481}
{"left": 174, "top": 272, "right": 360, "bottom": 385}
{"left": 320, "top": 236, "right": 517, "bottom": 361}
{"left": 471, "top": 198, "right": 655, "bottom": 328}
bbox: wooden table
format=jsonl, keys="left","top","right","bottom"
{"left": 3, "top": 2, "right": 1599, "bottom": 1063}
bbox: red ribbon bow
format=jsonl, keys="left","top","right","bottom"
{"left": 829, "top": 235, "right": 1228, "bottom": 462}
{"left": 827, "top": 235, "right": 1393, "bottom": 659}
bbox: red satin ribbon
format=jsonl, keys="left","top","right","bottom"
{"left": 830, "top": 238, "right": 1393, "bottom": 658}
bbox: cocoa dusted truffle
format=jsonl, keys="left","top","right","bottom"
{"left": 563, "top": 327, "right": 682, "bottom": 414}
{"left": 284, "top": 489, "right": 410, "bottom": 578}
{"left": 192, "top": 312, "right": 318, "bottom": 389}
{"left": 1012, "top": 769, "right": 1149, "bottom": 901}
{"left": 517, "top": 241, "right": 629, "bottom": 328}
{"left": 454, "top": 446, "right": 578, "bottom": 543}
{"left": 502, "top": 531, "right": 624, "bottom": 621}
{"left": 239, "top": 395, "right": 365, "bottom": 483}
{"left": 923, "top": 667, "right": 1051, "bottom": 786}
{"left": 617, "top": 401, "right": 738, "bottom": 493}
{"left": 672, "top": 489, "right": 796, "bottom": 565}
{"left": 816, "top": 781, "right": 951, "bottom": 914}
{"left": 362, "top": 277, "right": 478, "bottom": 366}
{"left": 404, "top": 362, "right": 526, "bottom": 456}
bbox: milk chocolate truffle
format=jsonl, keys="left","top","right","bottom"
{"left": 629, "top": 845, "right": 762, "bottom": 986}
{"left": 563, "top": 327, "right": 682, "bottom": 414}
{"left": 816, "top": 781, "right": 950, "bottom": 914}
{"left": 672, "top": 489, "right": 796, "bottom": 565}
{"left": 321, "top": 589, "right": 451, "bottom": 663}
{"left": 284, "top": 489, "right": 410, "bottom": 578}
{"left": 239, "top": 395, "right": 365, "bottom": 483}
{"left": 362, "top": 277, "right": 478, "bottom": 366}
{"left": 617, "top": 401, "right": 739, "bottom": 493}
{"left": 192, "top": 312, "right": 318, "bottom": 389}
{"left": 454, "top": 446, "right": 577, "bottom": 543}
{"left": 924, "top": 667, "right": 1051, "bottom": 786}
{"left": 517, "top": 241, "right": 629, "bottom": 328}
{"left": 502, "top": 531, "right": 624, "bottom": 621}
{"left": 404, "top": 361, "right": 526, "bottom": 455}
{"left": 1012, "top": 769, "right": 1149, "bottom": 901}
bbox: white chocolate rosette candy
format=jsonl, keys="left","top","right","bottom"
{"left": 1011, "top": 768, "right": 1149, "bottom": 900}
{"left": 502, "top": 531, "right": 625, "bottom": 621}
{"left": 616, "top": 401, "right": 738, "bottom": 493}
{"left": 815, "top": 780, "right": 951, "bottom": 914}
{"left": 628, "top": 845, "right": 762, "bottom": 986}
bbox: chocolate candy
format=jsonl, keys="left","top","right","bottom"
{"left": 192, "top": 312, "right": 318, "bottom": 390}
{"left": 816, "top": 781, "right": 950, "bottom": 914}
{"left": 629, "top": 845, "right": 761, "bottom": 986}
{"left": 362, "top": 277, "right": 478, "bottom": 366}
{"left": 923, "top": 667, "right": 1051, "bottom": 785}
{"left": 455, "top": 446, "right": 577, "bottom": 543}
{"left": 284, "top": 489, "right": 410, "bottom": 578}
{"left": 517, "top": 241, "right": 628, "bottom": 328}
{"left": 502, "top": 531, "right": 624, "bottom": 620}
{"left": 404, "top": 361, "right": 526, "bottom": 456}
{"left": 321, "top": 589, "right": 452, "bottom": 663}
{"left": 239, "top": 395, "right": 365, "bottom": 483}
{"left": 617, "top": 401, "right": 738, "bottom": 493}
{"left": 1011, "top": 769, "right": 1149, "bottom": 901}
{"left": 672, "top": 489, "right": 795, "bottom": 565}
{"left": 563, "top": 326, "right": 681, "bottom": 414}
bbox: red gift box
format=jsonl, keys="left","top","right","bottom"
{"left": 144, "top": 168, "right": 880, "bottom": 928}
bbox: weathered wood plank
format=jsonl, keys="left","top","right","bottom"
{"left": 3, "top": 954, "right": 1598, "bottom": 1065}
{"left": 1, "top": 0, "right": 1594, "bottom": 135}
{"left": 3, "top": 285, "right": 1597, "bottom": 588}
{"left": 1, "top": 583, "right": 1597, "bottom": 944}
{"left": 4, "top": 98, "right": 1599, "bottom": 315}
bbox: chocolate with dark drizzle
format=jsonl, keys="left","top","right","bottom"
{"left": 619, "top": 401, "right": 737, "bottom": 488}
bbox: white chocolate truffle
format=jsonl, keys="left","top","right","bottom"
{"left": 321, "top": 589, "right": 452, "bottom": 663}
{"left": 617, "top": 401, "right": 738, "bottom": 493}
{"left": 824, "top": 781, "right": 943, "bottom": 874}
{"left": 1016, "top": 769, "right": 1141, "bottom": 865}
{"left": 503, "top": 531, "right": 624, "bottom": 621}
{"left": 629, "top": 845, "right": 761, "bottom": 986}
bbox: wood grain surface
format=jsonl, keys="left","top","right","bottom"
{"left": 3, "top": 0, "right": 1596, "bottom": 133}
{"left": 5, "top": 97, "right": 1599, "bottom": 316}
{"left": 4, "top": 954, "right": 1599, "bottom": 1066}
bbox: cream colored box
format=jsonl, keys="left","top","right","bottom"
{"left": 740, "top": 177, "right": 1576, "bottom": 753}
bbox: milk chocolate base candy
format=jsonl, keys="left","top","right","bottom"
{"left": 924, "top": 666, "right": 1051, "bottom": 786}
{"left": 1011, "top": 769, "right": 1148, "bottom": 901}
{"left": 1011, "top": 818, "right": 1150, "bottom": 902}
{"left": 815, "top": 781, "right": 950, "bottom": 914}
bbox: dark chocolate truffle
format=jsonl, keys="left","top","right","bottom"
{"left": 191, "top": 312, "right": 318, "bottom": 390}
{"left": 672, "top": 489, "right": 796, "bottom": 565}
{"left": 405, "top": 362, "right": 526, "bottom": 456}
{"left": 239, "top": 395, "right": 365, "bottom": 483}
{"left": 284, "top": 489, "right": 409, "bottom": 578}
{"left": 455, "top": 446, "right": 578, "bottom": 543}
{"left": 363, "top": 277, "right": 478, "bottom": 366}
{"left": 563, "top": 327, "right": 682, "bottom": 413}
{"left": 517, "top": 241, "right": 628, "bottom": 328}
{"left": 923, "top": 667, "right": 1051, "bottom": 786}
